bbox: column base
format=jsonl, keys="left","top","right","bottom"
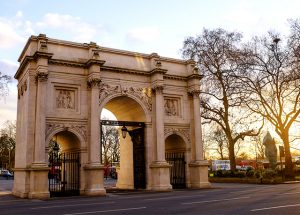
{"left": 83, "top": 163, "right": 106, "bottom": 196}
{"left": 149, "top": 161, "right": 172, "bottom": 191}
{"left": 29, "top": 164, "right": 50, "bottom": 199}
{"left": 13, "top": 164, "right": 50, "bottom": 199}
{"left": 12, "top": 168, "right": 30, "bottom": 198}
{"left": 189, "top": 160, "right": 211, "bottom": 189}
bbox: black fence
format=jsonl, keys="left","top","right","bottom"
{"left": 166, "top": 152, "right": 186, "bottom": 188}
{"left": 48, "top": 152, "right": 80, "bottom": 197}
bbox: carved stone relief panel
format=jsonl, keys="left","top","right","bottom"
{"left": 164, "top": 97, "right": 180, "bottom": 116}
{"left": 56, "top": 89, "right": 75, "bottom": 110}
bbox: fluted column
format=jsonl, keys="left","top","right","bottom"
{"left": 88, "top": 78, "right": 101, "bottom": 165}
{"left": 153, "top": 85, "right": 165, "bottom": 162}
{"left": 33, "top": 70, "right": 48, "bottom": 165}
{"left": 191, "top": 90, "right": 203, "bottom": 161}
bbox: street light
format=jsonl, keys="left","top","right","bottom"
{"left": 121, "top": 125, "right": 128, "bottom": 139}
{"left": 53, "top": 142, "right": 60, "bottom": 153}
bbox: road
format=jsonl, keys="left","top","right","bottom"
{"left": 1, "top": 181, "right": 300, "bottom": 215}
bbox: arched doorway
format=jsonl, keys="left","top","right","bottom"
{"left": 165, "top": 134, "right": 187, "bottom": 188}
{"left": 100, "top": 95, "right": 147, "bottom": 189}
{"left": 48, "top": 130, "right": 81, "bottom": 197}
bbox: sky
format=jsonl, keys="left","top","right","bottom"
{"left": 1, "top": 0, "right": 300, "bottom": 131}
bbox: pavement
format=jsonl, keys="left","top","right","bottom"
{"left": 0, "top": 177, "right": 13, "bottom": 195}
{"left": 0, "top": 177, "right": 118, "bottom": 196}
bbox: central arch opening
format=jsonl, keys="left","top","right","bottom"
{"left": 101, "top": 96, "right": 147, "bottom": 189}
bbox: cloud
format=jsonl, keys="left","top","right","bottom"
{"left": 0, "top": 11, "right": 34, "bottom": 49}
{"left": 126, "top": 26, "right": 160, "bottom": 43}
{"left": 36, "top": 13, "right": 107, "bottom": 42}
{"left": 0, "top": 59, "right": 18, "bottom": 77}
{"left": 0, "top": 60, "right": 17, "bottom": 127}
{"left": 0, "top": 18, "right": 25, "bottom": 49}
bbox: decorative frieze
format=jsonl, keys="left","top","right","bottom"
{"left": 164, "top": 127, "right": 191, "bottom": 143}
{"left": 99, "top": 83, "right": 152, "bottom": 111}
{"left": 46, "top": 122, "right": 87, "bottom": 141}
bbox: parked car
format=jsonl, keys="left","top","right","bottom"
{"left": 1, "top": 170, "right": 14, "bottom": 178}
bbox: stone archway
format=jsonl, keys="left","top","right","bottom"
{"left": 48, "top": 130, "right": 81, "bottom": 197}
{"left": 13, "top": 34, "right": 210, "bottom": 199}
{"left": 165, "top": 134, "right": 187, "bottom": 188}
{"left": 101, "top": 95, "right": 147, "bottom": 189}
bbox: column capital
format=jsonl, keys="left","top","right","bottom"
{"left": 188, "top": 89, "right": 200, "bottom": 97}
{"left": 152, "top": 84, "right": 164, "bottom": 94}
{"left": 87, "top": 77, "right": 101, "bottom": 88}
{"left": 36, "top": 72, "right": 48, "bottom": 82}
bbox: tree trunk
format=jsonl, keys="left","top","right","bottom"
{"left": 228, "top": 141, "right": 236, "bottom": 171}
{"left": 281, "top": 132, "right": 295, "bottom": 180}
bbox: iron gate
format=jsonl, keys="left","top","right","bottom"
{"left": 130, "top": 127, "right": 146, "bottom": 189}
{"left": 48, "top": 152, "right": 80, "bottom": 197}
{"left": 166, "top": 152, "right": 186, "bottom": 188}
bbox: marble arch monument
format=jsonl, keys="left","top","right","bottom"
{"left": 13, "top": 34, "right": 210, "bottom": 199}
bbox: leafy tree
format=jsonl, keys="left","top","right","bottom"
{"left": 182, "top": 28, "right": 263, "bottom": 170}
{"left": 238, "top": 20, "right": 300, "bottom": 179}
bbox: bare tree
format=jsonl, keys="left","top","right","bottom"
{"left": 238, "top": 21, "right": 300, "bottom": 178}
{"left": 0, "top": 71, "right": 11, "bottom": 99}
{"left": 101, "top": 125, "right": 120, "bottom": 165}
{"left": 182, "top": 28, "right": 263, "bottom": 170}
{"left": 250, "top": 133, "right": 265, "bottom": 160}
{"left": 204, "top": 126, "right": 229, "bottom": 160}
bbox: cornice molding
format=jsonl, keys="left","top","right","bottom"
{"left": 187, "top": 73, "right": 203, "bottom": 80}
{"left": 49, "top": 59, "right": 86, "bottom": 68}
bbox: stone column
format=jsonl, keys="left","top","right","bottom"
{"left": 29, "top": 59, "right": 51, "bottom": 199}
{"left": 188, "top": 73, "right": 211, "bottom": 189}
{"left": 84, "top": 58, "right": 106, "bottom": 196}
{"left": 33, "top": 71, "right": 48, "bottom": 165}
{"left": 153, "top": 85, "right": 166, "bottom": 162}
{"left": 191, "top": 90, "right": 203, "bottom": 161}
{"left": 88, "top": 78, "right": 102, "bottom": 165}
{"left": 149, "top": 60, "right": 172, "bottom": 191}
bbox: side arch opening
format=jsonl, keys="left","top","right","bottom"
{"left": 165, "top": 134, "right": 187, "bottom": 188}
{"left": 48, "top": 130, "right": 81, "bottom": 197}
